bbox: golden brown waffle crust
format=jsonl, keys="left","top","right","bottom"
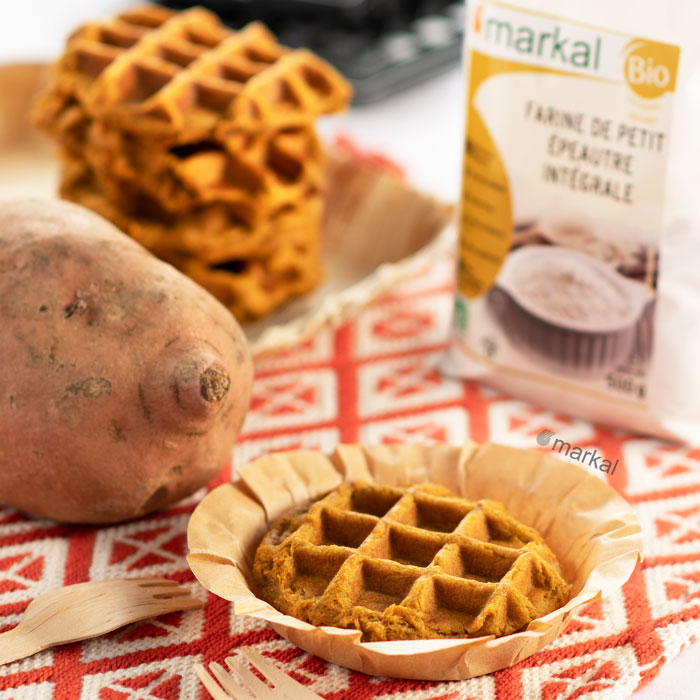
{"left": 252, "top": 481, "right": 571, "bottom": 642}
{"left": 47, "top": 5, "right": 352, "bottom": 139}
{"left": 31, "top": 4, "right": 352, "bottom": 322}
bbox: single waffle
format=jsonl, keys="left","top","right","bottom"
{"left": 59, "top": 155, "right": 321, "bottom": 260}
{"left": 181, "top": 244, "right": 323, "bottom": 321}
{"left": 69, "top": 117, "right": 324, "bottom": 216}
{"left": 40, "top": 5, "right": 351, "bottom": 141}
{"left": 60, "top": 159, "right": 323, "bottom": 320}
{"left": 253, "top": 482, "right": 571, "bottom": 642}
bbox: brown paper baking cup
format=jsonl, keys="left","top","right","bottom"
{"left": 187, "top": 442, "right": 641, "bottom": 680}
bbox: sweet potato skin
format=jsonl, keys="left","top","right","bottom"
{"left": 0, "top": 199, "right": 253, "bottom": 523}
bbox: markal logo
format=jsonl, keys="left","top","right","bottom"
{"left": 476, "top": 8, "right": 602, "bottom": 70}
{"left": 536, "top": 430, "right": 618, "bottom": 474}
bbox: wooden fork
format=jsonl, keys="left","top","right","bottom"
{"left": 195, "top": 647, "right": 324, "bottom": 700}
{"left": 0, "top": 578, "right": 202, "bottom": 665}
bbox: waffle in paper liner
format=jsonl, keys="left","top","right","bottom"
{"left": 186, "top": 442, "right": 643, "bottom": 680}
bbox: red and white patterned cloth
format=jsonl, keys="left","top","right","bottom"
{"left": 1, "top": 256, "right": 700, "bottom": 700}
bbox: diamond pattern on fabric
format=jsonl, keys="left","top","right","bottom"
{"left": 0, "top": 262, "right": 698, "bottom": 699}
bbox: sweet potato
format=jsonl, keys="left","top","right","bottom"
{"left": 0, "top": 199, "right": 253, "bottom": 523}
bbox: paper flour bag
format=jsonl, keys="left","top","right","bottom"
{"left": 444, "top": 0, "right": 700, "bottom": 443}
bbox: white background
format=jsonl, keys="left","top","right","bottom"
{"left": 1, "top": 3, "right": 699, "bottom": 698}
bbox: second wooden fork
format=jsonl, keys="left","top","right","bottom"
{"left": 196, "top": 647, "right": 324, "bottom": 700}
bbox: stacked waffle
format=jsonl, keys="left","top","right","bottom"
{"left": 33, "top": 4, "right": 352, "bottom": 320}
{"left": 253, "top": 481, "right": 571, "bottom": 641}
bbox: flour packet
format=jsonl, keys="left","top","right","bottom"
{"left": 443, "top": 0, "right": 700, "bottom": 442}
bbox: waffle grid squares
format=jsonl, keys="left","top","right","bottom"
{"left": 253, "top": 482, "right": 571, "bottom": 641}
{"left": 62, "top": 9, "right": 347, "bottom": 136}
{"left": 33, "top": 4, "right": 352, "bottom": 321}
